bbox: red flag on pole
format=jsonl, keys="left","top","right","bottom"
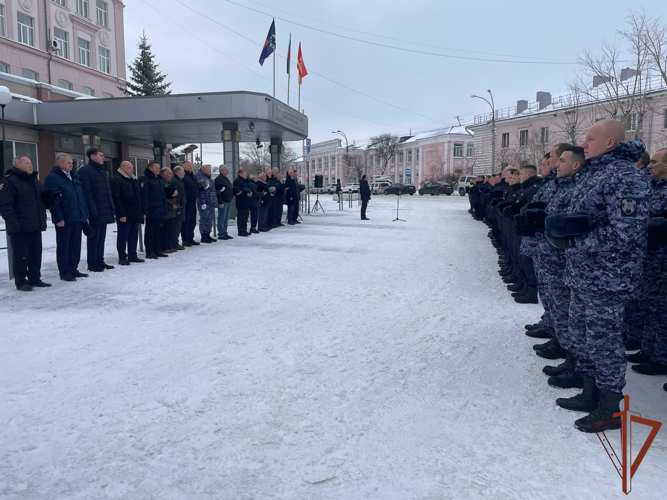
{"left": 297, "top": 42, "right": 308, "bottom": 85}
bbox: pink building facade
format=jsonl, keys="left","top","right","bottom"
{"left": 0, "top": 0, "right": 126, "bottom": 98}
{"left": 469, "top": 81, "right": 667, "bottom": 174}
{"left": 299, "top": 127, "right": 475, "bottom": 187}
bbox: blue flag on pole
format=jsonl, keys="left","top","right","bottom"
{"left": 259, "top": 19, "right": 276, "bottom": 66}
{"left": 287, "top": 35, "right": 291, "bottom": 75}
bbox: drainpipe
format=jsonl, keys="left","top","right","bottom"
{"left": 43, "top": 0, "right": 52, "bottom": 85}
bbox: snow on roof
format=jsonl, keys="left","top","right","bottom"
{"left": 11, "top": 92, "right": 41, "bottom": 104}
{"left": 401, "top": 126, "right": 473, "bottom": 144}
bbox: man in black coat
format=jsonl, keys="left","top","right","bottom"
{"left": 180, "top": 161, "right": 200, "bottom": 246}
{"left": 285, "top": 169, "right": 299, "bottom": 225}
{"left": 45, "top": 153, "right": 90, "bottom": 281}
{"left": 248, "top": 175, "right": 263, "bottom": 234}
{"left": 139, "top": 161, "right": 168, "bottom": 259}
{"left": 360, "top": 174, "right": 371, "bottom": 220}
{"left": 78, "top": 147, "right": 115, "bottom": 272}
{"left": 233, "top": 169, "right": 253, "bottom": 237}
{"left": 171, "top": 166, "right": 187, "bottom": 250}
{"left": 111, "top": 161, "right": 144, "bottom": 266}
{"left": 0, "top": 156, "right": 54, "bottom": 291}
{"left": 214, "top": 165, "right": 234, "bottom": 240}
{"left": 272, "top": 167, "right": 286, "bottom": 228}
{"left": 256, "top": 171, "right": 271, "bottom": 232}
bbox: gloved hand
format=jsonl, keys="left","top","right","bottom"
{"left": 545, "top": 211, "right": 593, "bottom": 237}
{"left": 526, "top": 209, "right": 547, "bottom": 231}
{"left": 201, "top": 204, "right": 207, "bottom": 210}
{"left": 510, "top": 202, "right": 526, "bottom": 217}
{"left": 526, "top": 201, "right": 548, "bottom": 211}
{"left": 491, "top": 198, "right": 501, "bottom": 207}
{"left": 513, "top": 214, "right": 535, "bottom": 237}
{"left": 490, "top": 191, "right": 503, "bottom": 200}
{"left": 648, "top": 217, "right": 667, "bottom": 247}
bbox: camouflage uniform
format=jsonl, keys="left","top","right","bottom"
{"left": 196, "top": 171, "right": 217, "bottom": 234}
{"left": 562, "top": 141, "right": 651, "bottom": 392}
{"left": 520, "top": 170, "right": 558, "bottom": 333}
{"left": 535, "top": 174, "right": 578, "bottom": 351}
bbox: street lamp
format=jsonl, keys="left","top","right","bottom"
{"left": 471, "top": 89, "right": 496, "bottom": 174}
{"left": 0, "top": 86, "right": 12, "bottom": 180}
{"left": 332, "top": 130, "right": 349, "bottom": 184}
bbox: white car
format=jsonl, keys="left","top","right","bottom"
{"left": 371, "top": 181, "right": 393, "bottom": 195}
{"left": 458, "top": 175, "right": 475, "bottom": 196}
{"left": 341, "top": 184, "right": 360, "bottom": 193}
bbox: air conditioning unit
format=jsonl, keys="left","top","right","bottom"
{"left": 50, "top": 39, "right": 61, "bottom": 52}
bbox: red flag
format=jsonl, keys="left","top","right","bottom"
{"left": 297, "top": 42, "right": 308, "bottom": 85}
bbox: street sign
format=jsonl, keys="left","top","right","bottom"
{"left": 306, "top": 138, "right": 311, "bottom": 153}
{"left": 405, "top": 167, "right": 411, "bottom": 177}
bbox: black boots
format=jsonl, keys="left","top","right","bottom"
{"left": 627, "top": 350, "right": 650, "bottom": 364}
{"left": 575, "top": 390, "right": 624, "bottom": 433}
{"left": 631, "top": 360, "right": 667, "bottom": 375}
{"left": 201, "top": 233, "right": 215, "bottom": 243}
{"left": 535, "top": 339, "right": 568, "bottom": 360}
{"left": 526, "top": 327, "right": 551, "bottom": 339}
{"left": 514, "top": 286, "right": 538, "bottom": 304}
{"left": 556, "top": 376, "right": 600, "bottom": 412}
{"left": 119, "top": 258, "right": 131, "bottom": 266}
{"left": 548, "top": 369, "right": 584, "bottom": 389}
{"left": 543, "top": 355, "right": 571, "bottom": 376}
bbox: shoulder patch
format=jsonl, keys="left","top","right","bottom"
{"left": 621, "top": 198, "right": 638, "bottom": 217}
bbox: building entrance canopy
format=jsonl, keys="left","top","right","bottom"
{"left": 28, "top": 91, "right": 308, "bottom": 146}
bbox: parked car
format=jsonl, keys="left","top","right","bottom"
{"left": 371, "top": 181, "right": 393, "bottom": 195}
{"left": 419, "top": 182, "right": 454, "bottom": 196}
{"left": 384, "top": 183, "right": 416, "bottom": 195}
{"left": 341, "top": 184, "right": 360, "bottom": 193}
{"left": 326, "top": 183, "right": 338, "bottom": 194}
{"left": 458, "top": 175, "right": 475, "bottom": 196}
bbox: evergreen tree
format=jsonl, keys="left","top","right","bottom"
{"left": 121, "top": 33, "right": 172, "bottom": 96}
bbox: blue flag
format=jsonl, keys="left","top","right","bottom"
{"left": 259, "top": 20, "right": 276, "bottom": 66}
{"left": 287, "top": 35, "right": 291, "bottom": 75}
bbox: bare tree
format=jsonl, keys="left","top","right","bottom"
{"left": 346, "top": 153, "right": 365, "bottom": 182}
{"left": 240, "top": 142, "right": 271, "bottom": 176}
{"left": 558, "top": 81, "right": 594, "bottom": 145}
{"left": 369, "top": 133, "right": 399, "bottom": 177}
{"left": 640, "top": 9, "right": 667, "bottom": 86}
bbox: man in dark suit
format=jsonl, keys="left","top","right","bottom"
{"left": 139, "top": 161, "right": 168, "bottom": 259}
{"left": 78, "top": 147, "right": 115, "bottom": 272}
{"left": 44, "top": 153, "right": 90, "bottom": 281}
{"left": 233, "top": 169, "right": 253, "bottom": 237}
{"left": 360, "top": 174, "right": 371, "bottom": 220}
{"left": 110, "top": 161, "right": 144, "bottom": 266}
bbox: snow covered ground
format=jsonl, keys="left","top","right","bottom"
{"left": 1, "top": 195, "right": 666, "bottom": 499}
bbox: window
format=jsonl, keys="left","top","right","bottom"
{"left": 331, "top": 157, "right": 336, "bottom": 170}
{"left": 17, "top": 13, "right": 35, "bottom": 47}
{"left": 540, "top": 126, "right": 549, "bottom": 144}
{"left": 376, "top": 156, "right": 380, "bottom": 167}
{"left": 78, "top": 39, "right": 91, "bottom": 67}
{"left": 407, "top": 150, "right": 412, "bottom": 163}
{"left": 77, "top": 0, "right": 89, "bottom": 17}
{"left": 519, "top": 129, "right": 528, "bottom": 147}
{"left": 398, "top": 152, "right": 403, "bottom": 163}
{"left": 317, "top": 158, "right": 322, "bottom": 171}
{"left": 81, "top": 86, "right": 95, "bottom": 96}
{"left": 453, "top": 143, "right": 464, "bottom": 158}
{"left": 501, "top": 133, "right": 510, "bottom": 148}
{"left": 96, "top": 1, "right": 108, "bottom": 27}
{"left": 415, "top": 149, "right": 419, "bottom": 162}
{"left": 391, "top": 155, "right": 395, "bottom": 165}
{"left": 0, "top": 62, "right": 8, "bottom": 73}
{"left": 3, "top": 140, "right": 39, "bottom": 178}
{"left": 467, "top": 143, "right": 474, "bottom": 157}
{"left": 57, "top": 79, "right": 72, "bottom": 90}
{"left": 664, "top": 110, "right": 667, "bottom": 130}
{"left": 624, "top": 113, "right": 638, "bottom": 132}
{"left": 324, "top": 157, "right": 329, "bottom": 170}
{"left": 595, "top": 112, "right": 605, "bottom": 123}
{"left": 98, "top": 47, "right": 110, "bottom": 74}
{"left": 21, "top": 69, "right": 38, "bottom": 81}
{"left": 53, "top": 0, "right": 67, "bottom": 6}
{"left": 0, "top": 5, "right": 5, "bottom": 37}
{"left": 102, "top": 92, "right": 114, "bottom": 98}
{"left": 53, "top": 28, "right": 69, "bottom": 59}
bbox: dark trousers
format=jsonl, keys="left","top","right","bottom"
{"left": 86, "top": 223, "right": 107, "bottom": 268}
{"left": 181, "top": 203, "right": 197, "bottom": 243}
{"left": 116, "top": 221, "right": 139, "bottom": 260}
{"left": 145, "top": 218, "right": 163, "bottom": 255}
{"left": 237, "top": 208, "right": 249, "bottom": 234}
{"left": 250, "top": 207, "right": 259, "bottom": 230}
{"left": 259, "top": 206, "right": 269, "bottom": 231}
{"left": 361, "top": 199, "right": 369, "bottom": 219}
{"left": 55, "top": 222, "right": 82, "bottom": 277}
{"left": 295, "top": 200, "right": 300, "bottom": 220}
{"left": 287, "top": 204, "right": 297, "bottom": 222}
{"left": 161, "top": 219, "right": 173, "bottom": 251}
{"left": 170, "top": 218, "right": 183, "bottom": 248}
{"left": 274, "top": 203, "right": 284, "bottom": 225}
{"left": 267, "top": 203, "right": 276, "bottom": 227}
{"left": 11, "top": 231, "right": 42, "bottom": 286}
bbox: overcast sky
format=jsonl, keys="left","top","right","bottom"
{"left": 125, "top": 0, "right": 666, "bottom": 161}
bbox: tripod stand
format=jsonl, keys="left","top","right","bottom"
{"left": 393, "top": 192, "right": 405, "bottom": 222}
{"left": 312, "top": 190, "right": 325, "bottom": 213}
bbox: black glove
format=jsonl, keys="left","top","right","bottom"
{"left": 41, "top": 190, "right": 63, "bottom": 208}
{"left": 648, "top": 217, "right": 667, "bottom": 247}
{"left": 490, "top": 191, "right": 503, "bottom": 200}
{"left": 545, "top": 211, "right": 593, "bottom": 238}
{"left": 509, "top": 202, "right": 526, "bottom": 217}
{"left": 491, "top": 198, "right": 501, "bottom": 207}
{"left": 526, "top": 201, "right": 548, "bottom": 211}
{"left": 526, "top": 209, "right": 547, "bottom": 231}
{"left": 514, "top": 214, "right": 535, "bottom": 237}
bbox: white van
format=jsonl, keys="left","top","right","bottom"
{"left": 370, "top": 181, "right": 393, "bottom": 195}
{"left": 458, "top": 175, "right": 475, "bottom": 196}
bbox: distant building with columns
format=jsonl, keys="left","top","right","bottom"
{"left": 298, "top": 127, "right": 475, "bottom": 187}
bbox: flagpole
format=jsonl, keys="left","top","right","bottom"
{"left": 298, "top": 82, "right": 301, "bottom": 113}
{"left": 287, "top": 33, "right": 291, "bottom": 106}
{"left": 273, "top": 50, "right": 276, "bottom": 98}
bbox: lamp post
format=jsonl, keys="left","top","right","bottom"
{"left": 0, "top": 86, "right": 12, "bottom": 180}
{"left": 471, "top": 89, "right": 496, "bottom": 174}
{"left": 0, "top": 86, "right": 12, "bottom": 280}
{"left": 332, "top": 130, "right": 349, "bottom": 184}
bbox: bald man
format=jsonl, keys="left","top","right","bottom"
{"left": 545, "top": 119, "right": 651, "bottom": 433}
{"left": 111, "top": 161, "right": 144, "bottom": 265}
